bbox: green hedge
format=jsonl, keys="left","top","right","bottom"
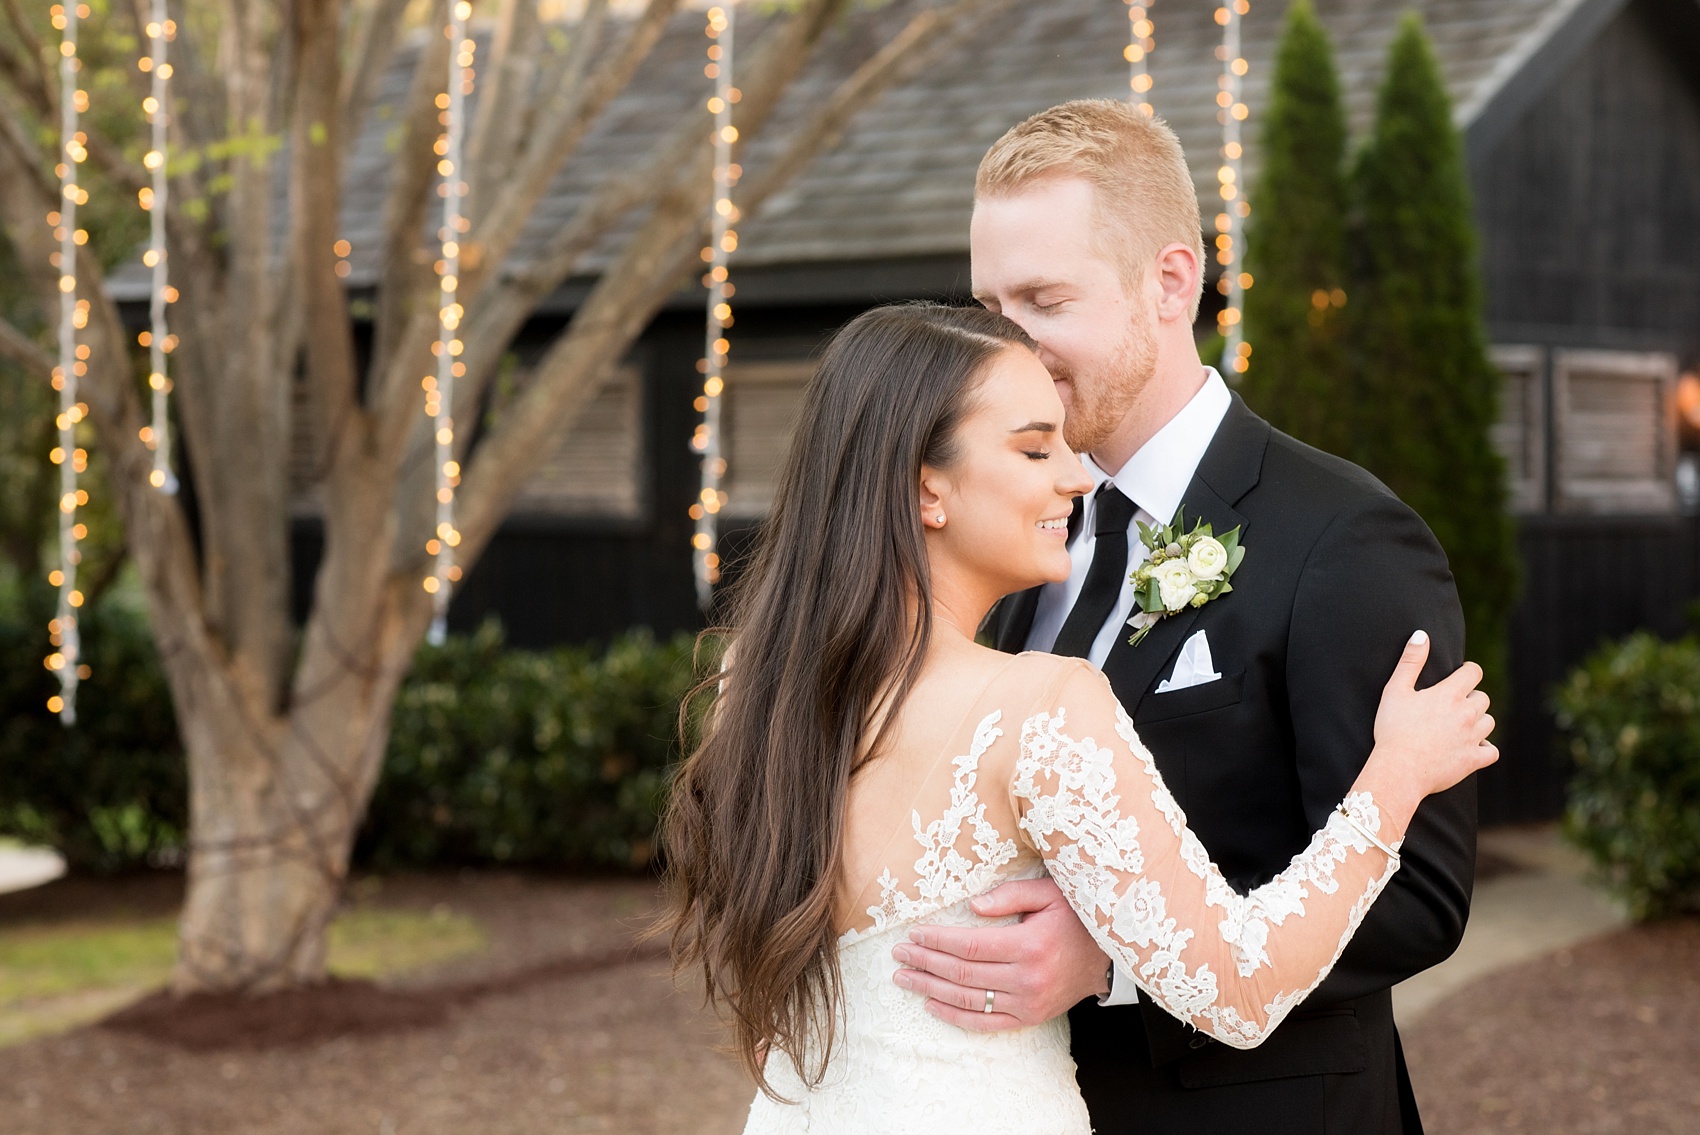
{"left": 0, "top": 582, "right": 187, "bottom": 872}
{"left": 1555, "top": 632, "right": 1700, "bottom": 920}
{"left": 360, "top": 623, "right": 700, "bottom": 870}
{"left": 0, "top": 579, "right": 703, "bottom": 873}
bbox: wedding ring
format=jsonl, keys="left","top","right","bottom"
{"left": 983, "top": 988, "right": 995, "bottom": 1014}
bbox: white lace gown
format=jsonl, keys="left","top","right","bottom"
{"left": 740, "top": 655, "right": 1402, "bottom": 1135}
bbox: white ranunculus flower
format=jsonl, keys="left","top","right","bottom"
{"left": 1154, "top": 559, "right": 1197, "bottom": 612}
{"left": 1188, "top": 536, "right": 1229, "bottom": 580}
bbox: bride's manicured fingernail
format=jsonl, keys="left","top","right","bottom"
{"left": 891, "top": 945, "right": 912, "bottom": 965}
{"left": 908, "top": 929, "right": 927, "bottom": 946}
{"left": 893, "top": 971, "right": 911, "bottom": 989}
{"left": 1409, "top": 630, "right": 1428, "bottom": 646}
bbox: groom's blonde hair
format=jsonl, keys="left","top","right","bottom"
{"left": 976, "top": 99, "right": 1204, "bottom": 316}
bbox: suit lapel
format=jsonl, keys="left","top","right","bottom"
{"left": 989, "top": 586, "right": 1042, "bottom": 653}
{"left": 1101, "top": 395, "right": 1270, "bottom": 715}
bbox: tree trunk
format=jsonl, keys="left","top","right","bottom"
{"left": 175, "top": 714, "right": 344, "bottom": 990}
{"left": 0, "top": 0, "right": 1001, "bottom": 995}
{"left": 169, "top": 626, "right": 413, "bottom": 992}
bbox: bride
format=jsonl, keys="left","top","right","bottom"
{"left": 660, "top": 302, "right": 1496, "bottom": 1134}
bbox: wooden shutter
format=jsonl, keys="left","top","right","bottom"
{"left": 1489, "top": 345, "right": 1547, "bottom": 514}
{"left": 1552, "top": 349, "right": 1678, "bottom": 514}
{"left": 513, "top": 363, "right": 643, "bottom": 518}
{"left": 723, "top": 361, "right": 812, "bottom": 519}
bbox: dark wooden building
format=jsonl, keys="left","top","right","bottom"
{"left": 117, "top": 0, "right": 1700, "bottom": 823}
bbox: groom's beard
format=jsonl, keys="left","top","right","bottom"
{"left": 1060, "top": 310, "right": 1159, "bottom": 455}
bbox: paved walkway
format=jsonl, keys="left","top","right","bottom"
{"left": 0, "top": 844, "right": 66, "bottom": 897}
{"left": 1392, "top": 824, "right": 1628, "bottom": 1026}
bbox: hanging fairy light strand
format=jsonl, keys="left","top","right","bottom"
{"left": 140, "top": 0, "right": 179, "bottom": 494}
{"left": 1215, "top": 0, "right": 1252, "bottom": 377}
{"left": 689, "top": 3, "right": 737, "bottom": 609}
{"left": 46, "top": 2, "right": 91, "bottom": 723}
{"left": 1124, "top": 1, "right": 1154, "bottom": 115}
{"left": 422, "top": 1, "right": 476, "bottom": 644}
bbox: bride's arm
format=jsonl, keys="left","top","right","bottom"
{"left": 1010, "top": 641, "right": 1493, "bottom": 1049}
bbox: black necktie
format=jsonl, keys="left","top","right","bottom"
{"left": 1052, "top": 484, "right": 1138, "bottom": 658}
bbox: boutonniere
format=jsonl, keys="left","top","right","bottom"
{"left": 1126, "top": 512, "right": 1245, "bottom": 647}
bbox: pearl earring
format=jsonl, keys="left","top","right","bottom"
{"left": 935, "top": 514, "right": 946, "bottom": 526}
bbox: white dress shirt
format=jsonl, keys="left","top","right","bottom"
{"left": 1022, "top": 366, "right": 1233, "bottom": 1006}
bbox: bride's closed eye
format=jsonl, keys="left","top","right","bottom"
{"left": 1023, "top": 449, "right": 1052, "bottom": 461}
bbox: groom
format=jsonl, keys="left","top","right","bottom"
{"left": 891, "top": 101, "right": 1477, "bottom": 1133}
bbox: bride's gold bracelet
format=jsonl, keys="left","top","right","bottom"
{"left": 1336, "top": 802, "right": 1401, "bottom": 864}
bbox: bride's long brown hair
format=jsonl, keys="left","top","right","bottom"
{"left": 660, "top": 302, "right": 1034, "bottom": 1097}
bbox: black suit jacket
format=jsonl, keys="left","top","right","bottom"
{"left": 992, "top": 396, "right": 1476, "bottom": 1135}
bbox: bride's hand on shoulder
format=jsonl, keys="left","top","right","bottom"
{"left": 1366, "top": 630, "right": 1498, "bottom": 820}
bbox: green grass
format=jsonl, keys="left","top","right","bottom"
{"left": 0, "top": 904, "right": 487, "bottom": 1046}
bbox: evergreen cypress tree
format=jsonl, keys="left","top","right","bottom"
{"left": 1349, "top": 13, "right": 1520, "bottom": 708}
{"left": 1239, "top": 0, "right": 1352, "bottom": 457}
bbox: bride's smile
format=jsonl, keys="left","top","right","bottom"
{"left": 919, "top": 346, "right": 1091, "bottom": 620}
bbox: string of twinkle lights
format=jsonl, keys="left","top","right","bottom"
{"left": 1215, "top": 0, "right": 1252, "bottom": 377}
{"left": 690, "top": 3, "right": 737, "bottom": 609}
{"left": 141, "top": 0, "right": 179, "bottom": 494}
{"left": 45, "top": 2, "right": 91, "bottom": 723}
{"left": 422, "top": 2, "right": 477, "bottom": 645}
{"left": 1124, "top": 1, "right": 1153, "bottom": 115}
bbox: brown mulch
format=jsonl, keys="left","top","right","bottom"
{"left": 1, "top": 871, "right": 753, "bottom": 1135}
{"left": 102, "top": 943, "right": 670, "bottom": 1052}
{"left": 4, "top": 871, "right": 1695, "bottom": 1135}
{"left": 1404, "top": 917, "right": 1700, "bottom": 1135}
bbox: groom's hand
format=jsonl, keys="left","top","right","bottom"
{"left": 890, "top": 877, "right": 1110, "bottom": 1033}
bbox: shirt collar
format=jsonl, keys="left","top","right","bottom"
{"left": 1083, "top": 367, "right": 1232, "bottom": 525}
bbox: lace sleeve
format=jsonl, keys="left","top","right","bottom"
{"left": 1010, "top": 666, "right": 1402, "bottom": 1050}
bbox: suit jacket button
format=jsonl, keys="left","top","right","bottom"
{"left": 1189, "top": 1035, "right": 1209, "bottom": 1050}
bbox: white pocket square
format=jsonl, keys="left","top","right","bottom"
{"left": 1155, "top": 629, "right": 1222, "bottom": 693}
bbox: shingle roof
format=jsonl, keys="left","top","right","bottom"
{"left": 108, "top": 0, "right": 1597, "bottom": 299}
{"left": 625, "top": 0, "right": 1578, "bottom": 270}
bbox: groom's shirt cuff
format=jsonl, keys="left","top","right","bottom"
{"left": 1099, "top": 964, "right": 1139, "bottom": 1007}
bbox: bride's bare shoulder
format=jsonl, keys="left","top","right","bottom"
{"left": 969, "top": 647, "right": 1105, "bottom": 702}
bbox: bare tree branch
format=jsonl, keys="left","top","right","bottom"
{"left": 438, "top": 0, "right": 842, "bottom": 463}
{"left": 0, "top": 0, "right": 51, "bottom": 114}
{"left": 451, "top": 90, "right": 707, "bottom": 418}
{"left": 447, "top": 0, "right": 863, "bottom": 561}
{"left": 370, "top": 0, "right": 450, "bottom": 393}
{"left": 0, "top": 0, "right": 45, "bottom": 68}
{"left": 158, "top": 0, "right": 227, "bottom": 190}
{"left": 0, "top": 104, "right": 59, "bottom": 206}
{"left": 289, "top": 0, "right": 362, "bottom": 441}
{"left": 501, "top": 0, "right": 606, "bottom": 183}
{"left": 340, "top": 0, "right": 412, "bottom": 153}
{"left": 0, "top": 315, "right": 53, "bottom": 378}
{"left": 463, "top": 0, "right": 678, "bottom": 299}
{"left": 464, "top": 0, "right": 544, "bottom": 216}
{"left": 448, "top": 0, "right": 1007, "bottom": 569}
{"left": 0, "top": 42, "right": 50, "bottom": 117}
{"left": 537, "top": 0, "right": 608, "bottom": 108}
